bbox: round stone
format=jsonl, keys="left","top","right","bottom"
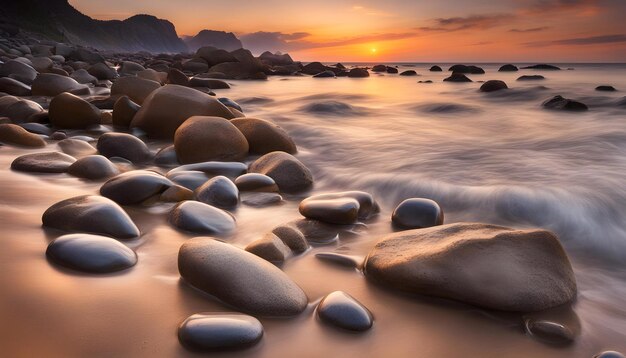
{"left": 301, "top": 191, "right": 378, "bottom": 220}
{"left": 317, "top": 291, "right": 373, "bottom": 331}
{"left": 112, "top": 96, "right": 140, "bottom": 127}
{"left": 299, "top": 197, "right": 360, "bottom": 225}
{"left": 480, "top": 80, "right": 508, "bottom": 92}
{"left": 96, "top": 132, "right": 152, "bottom": 164}
{"left": 231, "top": 117, "right": 297, "bottom": 155}
{"left": 234, "top": 173, "right": 278, "bottom": 192}
{"left": 167, "top": 170, "right": 211, "bottom": 191}
{"left": 48, "top": 92, "right": 101, "bottom": 129}
{"left": 167, "top": 161, "right": 247, "bottom": 178}
{"left": 315, "top": 253, "right": 361, "bottom": 269}
{"left": 525, "top": 319, "right": 575, "bottom": 345}
{"left": 249, "top": 151, "right": 313, "bottom": 193}
{"left": 111, "top": 76, "right": 161, "bottom": 105}
{"left": 178, "top": 313, "right": 263, "bottom": 351}
{"left": 391, "top": 198, "right": 444, "bottom": 229}
{"left": 0, "top": 123, "right": 46, "bottom": 147}
{"left": 169, "top": 201, "right": 236, "bottom": 235}
{"left": 31, "top": 73, "right": 89, "bottom": 96}
{"left": 194, "top": 176, "right": 239, "bottom": 209}
{"left": 271, "top": 225, "right": 308, "bottom": 253}
{"left": 46, "top": 233, "right": 137, "bottom": 273}
{"left": 11, "top": 152, "right": 76, "bottom": 173}
{"left": 174, "top": 116, "right": 249, "bottom": 164}
{"left": 595, "top": 352, "right": 626, "bottom": 358}
{"left": 58, "top": 138, "right": 97, "bottom": 157}
{"left": 68, "top": 155, "right": 120, "bottom": 180}
{"left": 245, "top": 233, "right": 292, "bottom": 262}
{"left": 100, "top": 170, "right": 174, "bottom": 205}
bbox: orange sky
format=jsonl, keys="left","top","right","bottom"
{"left": 70, "top": 0, "right": 626, "bottom": 62}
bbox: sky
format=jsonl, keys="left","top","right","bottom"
{"left": 69, "top": 0, "right": 626, "bottom": 62}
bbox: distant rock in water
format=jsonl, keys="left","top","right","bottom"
{"left": 301, "top": 101, "right": 361, "bottom": 116}
{"left": 517, "top": 75, "right": 546, "bottom": 81}
{"left": 400, "top": 70, "right": 417, "bottom": 76}
{"left": 443, "top": 73, "right": 472, "bottom": 82}
{"left": 348, "top": 68, "right": 369, "bottom": 78}
{"left": 414, "top": 102, "right": 479, "bottom": 114}
{"left": 498, "top": 64, "right": 518, "bottom": 72}
{"left": 448, "top": 64, "right": 485, "bottom": 74}
{"left": 364, "top": 222, "right": 577, "bottom": 312}
{"left": 596, "top": 85, "right": 617, "bottom": 92}
{"left": 480, "top": 80, "right": 508, "bottom": 92}
{"left": 522, "top": 64, "right": 561, "bottom": 70}
{"left": 542, "top": 95, "right": 588, "bottom": 111}
{"left": 184, "top": 29, "right": 243, "bottom": 52}
{"left": 429, "top": 65, "right": 443, "bottom": 72}
{"left": 372, "top": 65, "right": 387, "bottom": 72}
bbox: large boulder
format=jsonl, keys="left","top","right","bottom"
{"left": 0, "top": 97, "right": 43, "bottom": 123}
{"left": 231, "top": 117, "right": 297, "bottom": 155}
{"left": 48, "top": 93, "right": 101, "bottom": 129}
{"left": 480, "top": 80, "right": 508, "bottom": 92}
{"left": 348, "top": 68, "right": 369, "bottom": 78}
{"left": 112, "top": 96, "right": 140, "bottom": 127}
{"left": 11, "top": 152, "right": 76, "bottom": 173}
{"left": 249, "top": 151, "right": 313, "bottom": 193}
{"left": 542, "top": 95, "right": 588, "bottom": 111}
{"left": 46, "top": 234, "right": 137, "bottom": 273}
{"left": 0, "top": 77, "right": 32, "bottom": 96}
{"left": 130, "top": 85, "right": 235, "bottom": 138}
{"left": 178, "top": 238, "right": 308, "bottom": 316}
{"left": 87, "top": 62, "right": 118, "bottom": 80}
{"left": 118, "top": 61, "right": 145, "bottom": 76}
{"left": 31, "top": 73, "right": 89, "bottom": 96}
{"left": 364, "top": 222, "right": 577, "bottom": 312}
{"left": 100, "top": 170, "right": 174, "bottom": 205}
{"left": 174, "top": 116, "right": 248, "bottom": 164}
{"left": 96, "top": 132, "right": 152, "bottom": 164}
{"left": 69, "top": 69, "right": 98, "bottom": 84}
{"left": 0, "top": 60, "right": 37, "bottom": 84}
{"left": 111, "top": 76, "right": 161, "bottom": 104}
{"left": 196, "top": 47, "right": 238, "bottom": 67}
{"left": 0, "top": 123, "right": 46, "bottom": 147}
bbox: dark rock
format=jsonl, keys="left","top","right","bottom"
{"left": 429, "top": 65, "right": 443, "bottom": 72}
{"left": 517, "top": 75, "right": 545, "bottom": 81}
{"left": 594, "top": 352, "right": 625, "bottom": 358}
{"left": 218, "top": 98, "right": 242, "bottom": 112}
{"left": 46, "top": 234, "right": 137, "bottom": 273}
{"left": 174, "top": 116, "right": 249, "bottom": 164}
{"left": 392, "top": 198, "right": 444, "bottom": 229}
{"left": 448, "top": 65, "right": 484, "bottom": 74}
{"left": 42, "top": 195, "right": 140, "bottom": 239}
{"left": 245, "top": 233, "right": 291, "bottom": 262}
{"left": 18, "top": 123, "right": 52, "bottom": 136}
{"left": 0, "top": 123, "right": 46, "bottom": 147}
{"left": 301, "top": 191, "right": 378, "bottom": 220}
{"left": 302, "top": 62, "right": 328, "bottom": 75}
{"left": 0, "top": 59, "right": 37, "bottom": 84}
{"left": 386, "top": 67, "right": 398, "bottom": 74}
{"left": 596, "top": 85, "right": 616, "bottom": 92}
{"left": 315, "top": 253, "right": 361, "bottom": 269}
{"left": 231, "top": 117, "right": 296, "bottom": 155}
{"left": 0, "top": 77, "right": 32, "bottom": 96}
{"left": 443, "top": 73, "right": 472, "bottom": 82}
{"left": 189, "top": 78, "right": 230, "bottom": 89}
{"left": 88, "top": 62, "right": 119, "bottom": 80}
{"left": 178, "top": 238, "right": 308, "bottom": 316}
{"left": 195, "top": 175, "right": 239, "bottom": 208}
{"left": 169, "top": 201, "right": 236, "bottom": 234}
{"left": 31, "top": 73, "right": 89, "bottom": 96}
{"left": 11, "top": 152, "right": 76, "bottom": 173}
{"left": 271, "top": 225, "right": 308, "bottom": 253}
{"left": 112, "top": 96, "right": 140, "bottom": 127}
{"left": 166, "top": 68, "right": 189, "bottom": 86}
{"left": 521, "top": 64, "right": 561, "bottom": 70}
{"left": 48, "top": 93, "right": 101, "bottom": 129}
{"left": 195, "top": 46, "right": 239, "bottom": 66}
{"left": 317, "top": 291, "right": 373, "bottom": 331}
{"left": 67, "top": 155, "right": 120, "bottom": 180}
{"left": 178, "top": 313, "right": 263, "bottom": 351}
{"left": 542, "top": 95, "right": 588, "bottom": 111}
{"left": 234, "top": 173, "right": 278, "bottom": 192}
{"left": 364, "top": 222, "right": 577, "bottom": 311}
{"left": 259, "top": 51, "right": 293, "bottom": 66}
{"left": 372, "top": 65, "right": 387, "bottom": 72}
{"left": 240, "top": 192, "right": 283, "bottom": 207}
{"left": 399, "top": 70, "right": 417, "bottom": 76}
{"left": 154, "top": 145, "right": 179, "bottom": 166}
{"left": 0, "top": 97, "right": 44, "bottom": 123}
{"left": 249, "top": 151, "right": 313, "bottom": 193}
{"left": 160, "top": 185, "right": 194, "bottom": 202}
{"left": 167, "top": 170, "right": 210, "bottom": 190}
{"left": 313, "top": 70, "right": 336, "bottom": 78}
{"left": 525, "top": 319, "right": 575, "bottom": 345}
{"left": 70, "top": 69, "right": 98, "bottom": 84}
{"left": 348, "top": 68, "right": 369, "bottom": 78}
{"left": 498, "top": 64, "right": 518, "bottom": 72}
{"left": 480, "top": 80, "right": 508, "bottom": 92}
{"left": 100, "top": 170, "right": 174, "bottom": 205}
{"left": 111, "top": 76, "right": 161, "bottom": 105}
{"left": 58, "top": 138, "right": 97, "bottom": 156}
{"left": 118, "top": 61, "right": 145, "bottom": 76}
{"left": 299, "top": 197, "right": 360, "bottom": 225}
{"left": 168, "top": 161, "right": 247, "bottom": 178}
{"left": 96, "top": 132, "right": 152, "bottom": 163}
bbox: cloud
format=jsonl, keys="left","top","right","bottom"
{"left": 518, "top": 0, "right": 602, "bottom": 14}
{"left": 509, "top": 26, "right": 550, "bottom": 33}
{"left": 524, "top": 34, "right": 626, "bottom": 46}
{"left": 418, "top": 14, "right": 513, "bottom": 32}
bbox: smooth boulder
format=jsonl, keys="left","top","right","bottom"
{"left": 364, "top": 222, "right": 577, "bottom": 312}
{"left": 31, "top": 73, "right": 89, "bottom": 96}
{"left": 299, "top": 197, "right": 360, "bottom": 225}
{"left": 542, "top": 95, "right": 588, "bottom": 111}
{"left": 0, "top": 123, "right": 46, "bottom": 147}
{"left": 11, "top": 152, "right": 76, "bottom": 173}
{"left": 100, "top": 170, "right": 174, "bottom": 205}
{"left": 169, "top": 201, "right": 236, "bottom": 235}
{"left": 245, "top": 233, "right": 291, "bottom": 262}
{"left": 234, "top": 173, "right": 278, "bottom": 192}
{"left": 112, "top": 96, "right": 140, "bottom": 127}
{"left": 195, "top": 175, "right": 240, "bottom": 208}
{"left": 249, "top": 151, "right": 313, "bottom": 193}
{"left": 317, "top": 291, "right": 373, "bottom": 331}
{"left": 178, "top": 313, "right": 263, "bottom": 351}
{"left": 231, "top": 117, "right": 297, "bottom": 155}
{"left": 48, "top": 93, "right": 101, "bottom": 129}
{"left": 67, "top": 155, "right": 120, "bottom": 180}
{"left": 46, "top": 234, "right": 137, "bottom": 273}
{"left": 96, "top": 132, "right": 152, "bottom": 164}
{"left": 174, "top": 116, "right": 248, "bottom": 164}
{"left": 178, "top": 238, "right": 308, "bottom": 316}
{"left": 480, "top": 80, "right": 508, "bottom": 92}
{"left": 392, "top": 198, "right": 444, "bottom": 229}
{"left": 111, "top": 76, "right": 161, "bottom": 105}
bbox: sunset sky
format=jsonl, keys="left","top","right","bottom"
{"left": 70, "top": 0, "right": 626, "bottom": 62}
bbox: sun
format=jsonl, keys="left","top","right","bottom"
{"left": 370, "top": 48, "right": 378, "bottom": 54}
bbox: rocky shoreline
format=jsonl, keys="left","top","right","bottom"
{"left": 0, "top": 34, "right": 623, "bottom": 357}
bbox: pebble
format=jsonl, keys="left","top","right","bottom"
{"left": 178, "top": 313, "right": 263, "bottom": 351}
{"left": 245, "top": 233, "right": 292, "bottom": 262}
{"left": 234, "top": 173, "right": 279, "bottom": 192}
{"left": 317, "top": 291, "right": 373, "bottom": 331}
{"left": 96, "top": 132, "right": 152, "bottom": 163}
{"left": 249, "top": 151, "right": 313, "bottom": 193}
{"left": 169, "top": 200, "right": 236, "bottom": 234}
{"left": 391, "top": 198, "right": 444, "bottom": 229}
{"left": 100, "top": 170, "right": 174, "bottom": 205}
{"left": 11, "top": 152, "right": 76, "bottom": 173}
{"left": 195, "top": 175, "right": 239, "bottom": 208}
{"left": 67, "top": 155, "right": 120, "bottom": 180}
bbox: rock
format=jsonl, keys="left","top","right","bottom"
{"left": 448, "top": 65, "right": 484, "bottom": 74}
{"left": 96, "top": 132, "right": 152, "bottom": 163}
{"left": 182, "top": 59, "right": 209, "bottom": 73}
{"left": 178, "top": 238, "right": 308, "bottom": 316}
{"left": 48, "top": 93, "right": 101, "bottom": 129}
{"left": 443, "top": 73, "right": 472, "bottom": 82}
{"left": 31, "top": 73, "right": 89, "bottom": 96}
{"left": 259, "top": 51, "right": 293, "bottom": 66}
{"left": 231, "top": 117, "right": 296, "bottom": 155}
{"left": 168, "top": 161, "right": 247, "bottom": 178}
{"left": 596, "top": 85, "right": 616, "bottom": 92}
{"left": 245, "top": 233, "right": 291, "bottom": 262}
{"left": 160, "top": 185, "right": 194, "bottom": 202}
{"left": 234, "top": 173, "right": 278, "bottom": 192}
{"left": 170, "top": 201, "right": 236, "bottom": 234}
{"left": 313, "top": 71, "right": 335, "bottom": 78}
{"left": 0, "top": 123, "right": 46, "bottom": 147}
{"left": 118, "top": 61, "right": 145, "bottom": 76}
{"left": 0, "top": 77, "right": 31, "bottom": 96}
{"left": 372, "top": 65, "right": 387, "bottom": 72}
{"left": 364, "top": 222, "right": 577, "bottom": 311}
{"left": 46, "top": 234, "right": 137, "bottom": 273}
{"left": 271, "top": 225, "right": 308, "bottom": 253}
{"left": 68, "top": 48, "right": 105, "bottom": 64}
{"left": 154, "top": 145, "right": 179, "bottom": 166}
{"left": 498, "top": 64, "right": 519, "bottom": 72}
{"left": 399, "top": 70, "right": 417, "bottom": 76}
{"left": 218, "top": 98, "right": 242, "bottom": 112}
{"left": 137, "top": 69, "right": 165, "bottom": 84}
{"left": 100, "top": 170, "right": 174, "bottom": 205}
{"left": 0, "top": 97, "right": 44, "bottom": 123}
{"left": 111, "top": 76, "right": 161, "bottom": 105}
{"left": 542, "top": 95, "right": 588, "bottom": 111}
{"left": 30, "top": 57, "right": 53, "bottom": 72}
{"left": 112, "top": 96, "right": 140, "bottom": 127}
{"left": 178, "top": 313, "right": 263, "bottom": 351}
{"left": 87, "top": 62, "right": 118, "bottom": 80}
{"left": 315, "top": 253, "right": 361, "bottom": 268}
{"left": 67, "top": 155, "right": 120, "bottom": 180}
{"left": 301, "top": 191, "right": 378, "bottom": 220}
{"left": 480, "top": 80, "right": 508, "bottom": 92}
{"left": 19, "top": 123, "right": 52, "bottom": 136}
{"left": 317, "top": 291, "right": 373, "bottom": 331}
{"left": 241, "top": 192, "right": 283, "bottom": 207}
{"left": 58, "top": 138, "right": 97, "bottom": 156}
{"left": 130, "top": 85, "right": 235, "bottom": 139}
{"left": 42, "top": 195, "right": 140, "bottom": 239}
{"left": 0, "top": 59, "right": 37, "bottom": 84}
{"left": 167, "top": 68, "right": 189, "bottom": 86}
{"left": 392, "top": 198, "right": 443, "bottom": 229}
{"left": 524, "top": 319, "right": 575, "bottom": 345}
{"left": 11, "top": 152, "right": 76, "bottom": 173}
{"left": 174, "top": 116, "right": 248, "bottom": 164}
{"left": 196, "top": 47, "right": 238, "bottom": 66}
{"left": 195, "top": 176, "right": 239, "bottom": 208}
{"left": 249, "top": 151, "right": 313, "bottom": 193}
{"left": 69, "top": 69, "right": 98, "bottom": 84}
{"left": 429, "top": 65, "right": 442, "bottom": 72}
{"left": 188, "top": 78, "right": 230, "bottom": 89}
{"left": 299, "top": 197, "right": 360, "bottom": 225}
{"left": 386, "top": 67, "right": 398, "bottom": 74}
{"left": 517, "top": 75, "right": 545, "bottom": 81}
{"left": 521, "top": 64, "right": 561, "bottom": 70}
{"left": 348, "top": 68, "right": 369, "bottom": 78}
{"left": 594, "top": 352, "right": 625, "bottom": 358}
{"left": 302, "top": 62, "right": 328, "bottom": 75}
